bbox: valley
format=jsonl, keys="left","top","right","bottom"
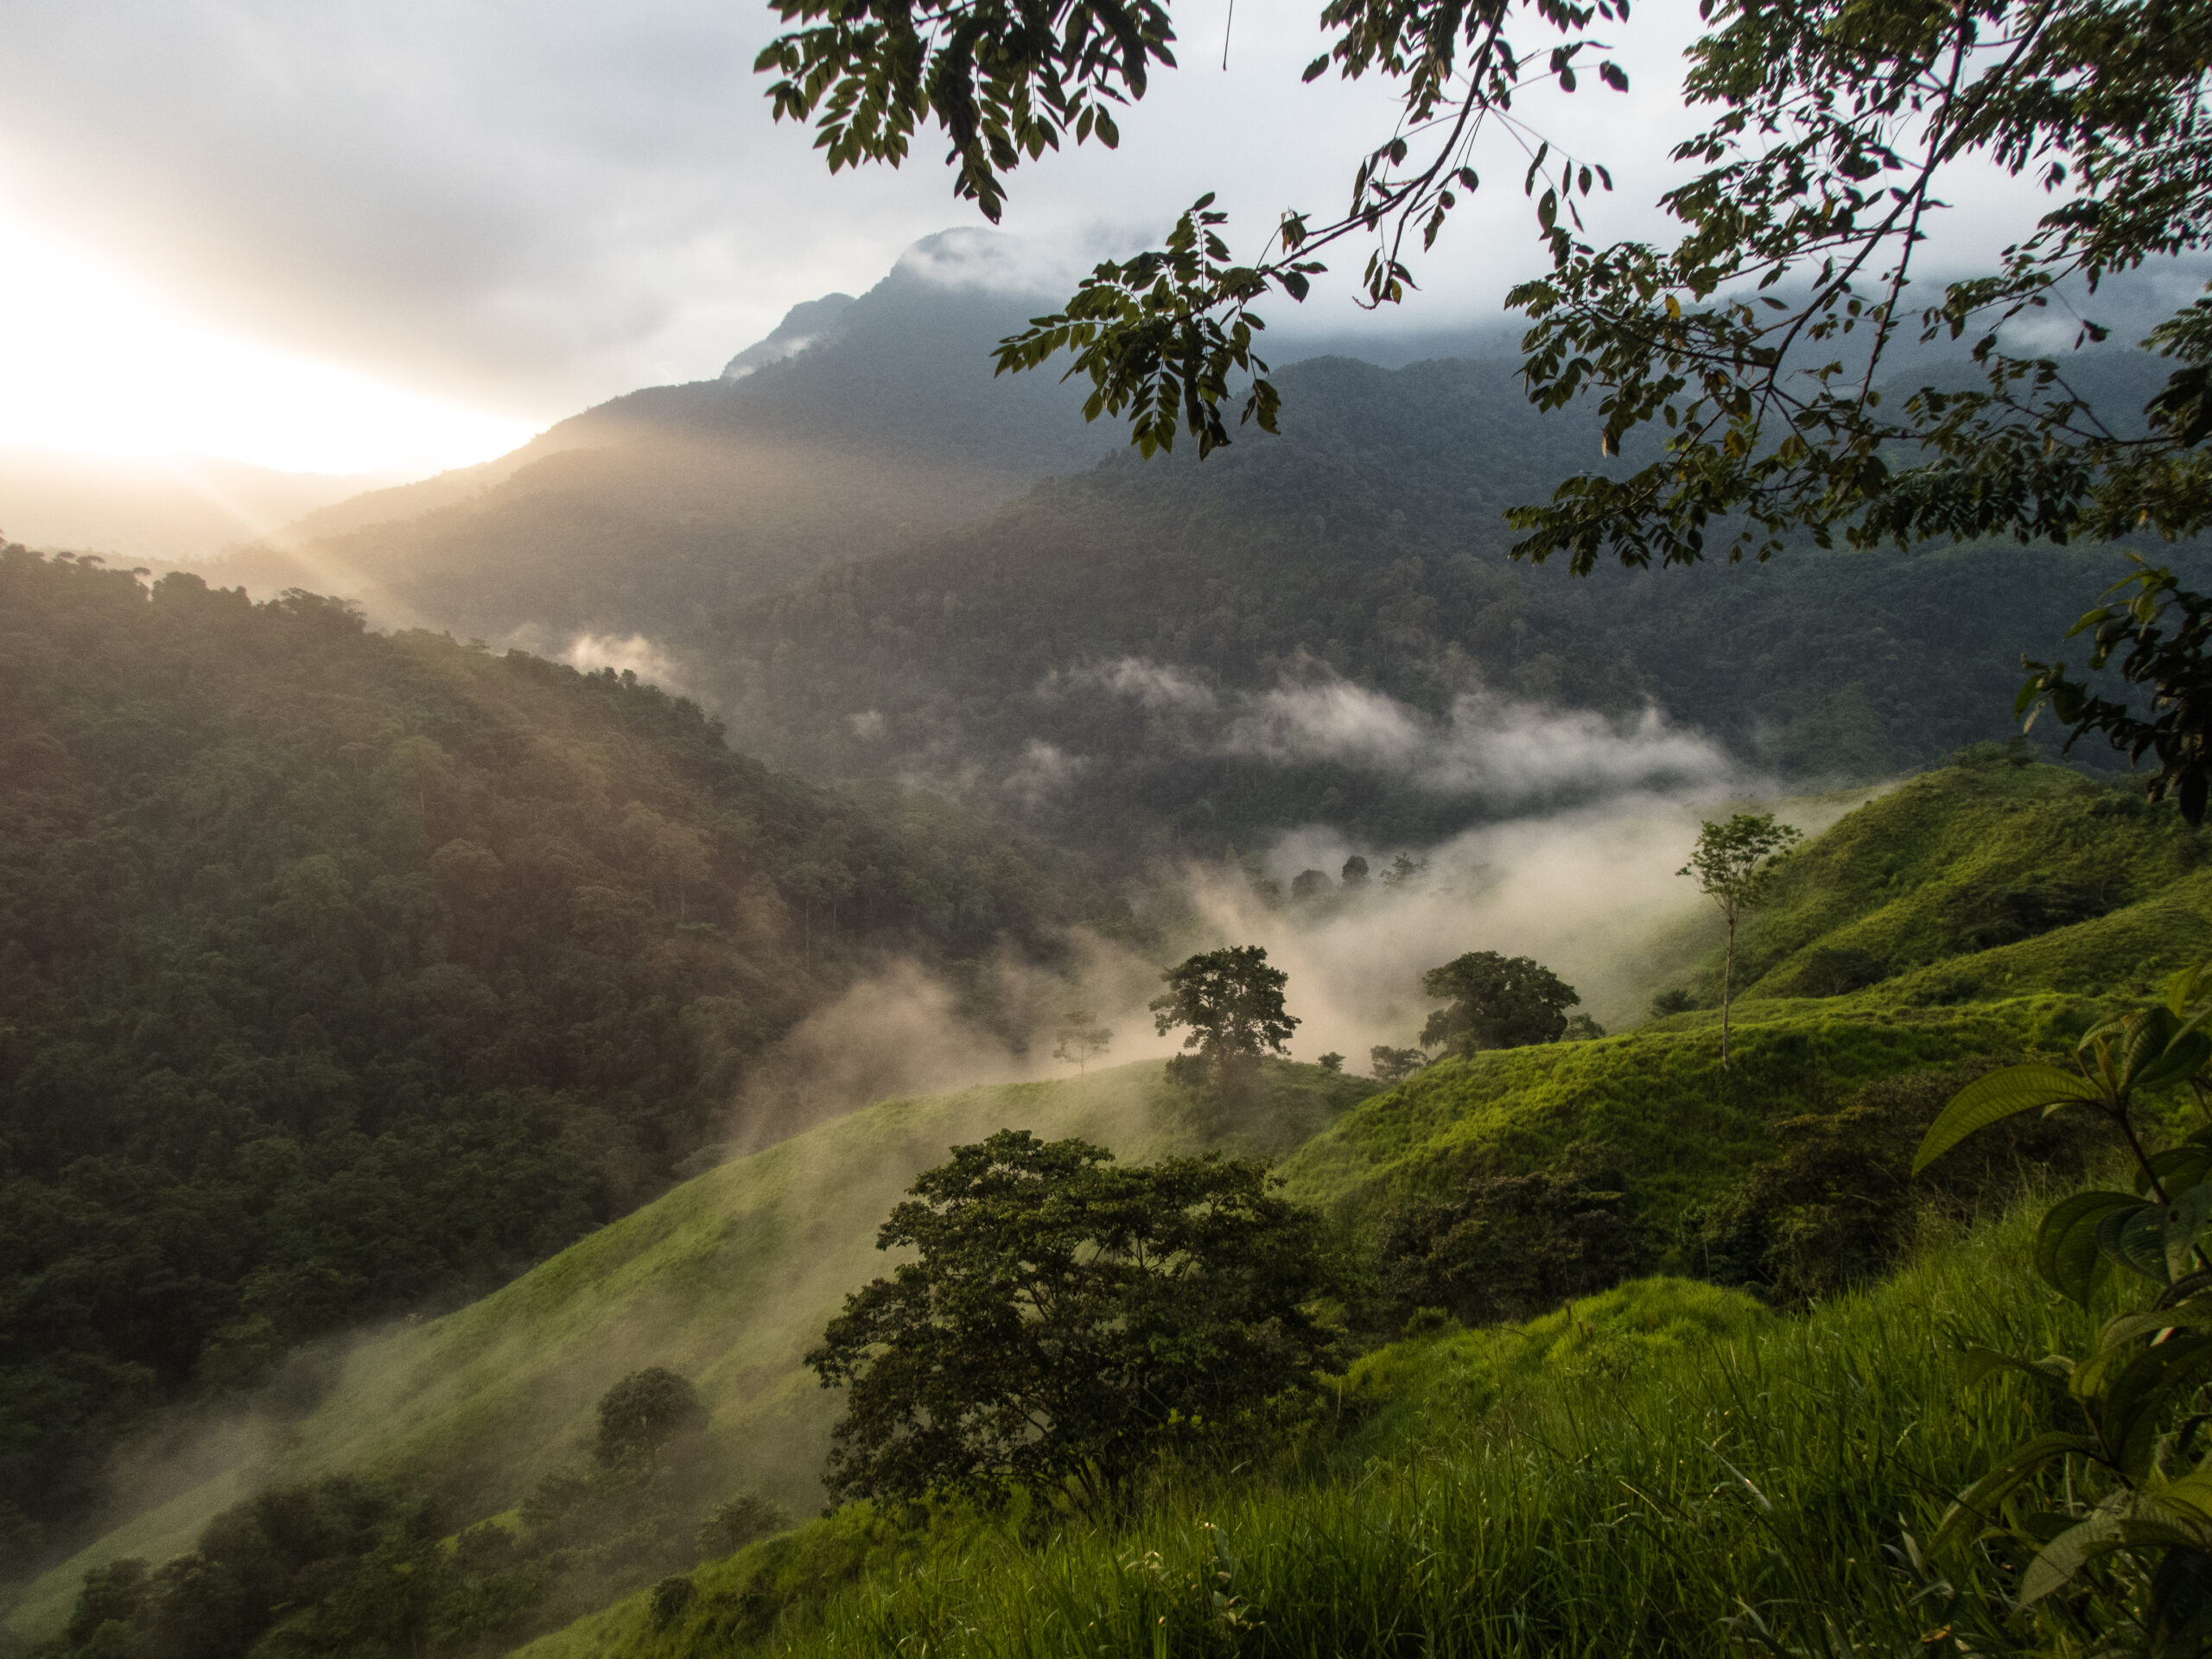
{"left": 9, "top": 237, "right": 2212, "bottom": 1659}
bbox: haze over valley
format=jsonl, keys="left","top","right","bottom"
{"left": 10, "top": 6, "right": 2212, "bottom": 1657}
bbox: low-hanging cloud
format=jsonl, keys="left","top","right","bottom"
{"left": 1062, "top": 656, "right": 1738, "bottom": 805}
{"left": 1234, "top": 681, "right": 1736, "bottom": 799}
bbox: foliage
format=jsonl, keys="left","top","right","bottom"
{"left": 1693, "top": 1062, "right": 2100, "bottom": 1303}
{"left": 594, "top": 1370, "right": 707, "bottom": 1471}
{"left": 1049, "top": 1008, "right": 1113, "bottom": 1072}
{"left": 805, "top": 1130, "right": 1331, "bottom": 1509}
{"left": 0, "top": 547, "right": 1109, "bottom": 1561}
{"left": 6, "top": 1061, "right": 1379, "bottom": 1652}
{"left": 1417, "top": 950, "right": 1580, "bottom": 1056}
{"left": 566, "top": 1226, "right": 2097, "bottom": 1659}
{"left": 764, "top": 0, "right": 2212, "bottom": 817}
{"left": 1147, "top": 945, "right": 1299, "bottom": 1102}
{"left": 31, "top": 1369, "right": 765, "bottom": 1659}
{"left": 2024, "top": 558, "right": 2212, "bottom": 823}
{"left": 1911, "top": 969, "right": 2212, "bottom": 1650}
{"left": 1376, "top": 1159, "right": 1645, "bottom": 1330}
{"left": 1368, "top": 1045, "right": 1429, "bottom": 1084}
{"left": 1681, "top": 811, "right": 1803, "bottom": 1064}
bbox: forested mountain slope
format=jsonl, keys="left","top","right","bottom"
{"left": 695, "top": 351, "right": 2205, "bottom": 865}
{"left": 0, "top": 548, "right": 1106, "bottom": 1569}
{"left": 200, "top": 235, "right": 1109, "bottom": 644}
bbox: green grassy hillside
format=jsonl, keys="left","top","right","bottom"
{"left": 2, "top": 1061, "right": 1374, "bottom": 1645}
{"left": 1732, "top": 752, "right": 2212, "bottom": 1001}
{"left": 512, "top": 1212, "right": 2090, "bottom": 1659}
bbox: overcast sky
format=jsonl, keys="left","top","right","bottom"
{"left": 0, "top": 1, "right": 2151, "bottom": 473}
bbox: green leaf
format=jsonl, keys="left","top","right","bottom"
{"left": 2020, "top": 1512, "right": 2123, "bottom": 1605}
{"left": 1915, "top": 1065, "right": 2101, "bottom": 1173}
{"left": 2101, "top": 1199, "right": 2177, "bottom": 1287}
{"left": 1933, "top": 1432, "right": 2100, "bottom": 1555}
{"left": 2170, "top": 1183, "right": 2212, "bottom": 1280}
{"left": 2037, "top": 1189, "right": 2142, "bottom": 1305}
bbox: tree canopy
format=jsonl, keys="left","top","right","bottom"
{"left": 1148, "top": 944, "right": 1300, "bottom": 1098}
{"left": 0, "top": 547, "right": 1107, "bottom": 1560}
{"left": 804, "top": 1130, "right": 1329, "bottom": 1508}
{"left": 1418, "top": 950, "right": 1581, "bottom": 1056}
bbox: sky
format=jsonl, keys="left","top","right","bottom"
{"left": 0, "top": 1, "right": 2094, "bottom": 474}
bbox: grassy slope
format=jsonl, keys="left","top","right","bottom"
{"left": 506, "top": 760, "right": 2212, "bottom": 1656}
{"left": 3, "top": 1063, "right": 1374, "bottom": 1643}
{"left": 25, "top": 759, "right": 2206, "bottom": 1652}
{"left": 1277, "top": 760, "right": 2212, "bottom": 1242}
{"left": 523, "top": 1215, "right": 2085, "bottom": 1659}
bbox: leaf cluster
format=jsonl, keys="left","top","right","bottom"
{"left": 1915, "top": 967, "right": 2212, "bottom": 1644}
{"left": 805, "top": 1130, "right": 1331, "bottom": 1510}
{"left": 1416, "top": 949, "right": 1580, "bottom": 1056}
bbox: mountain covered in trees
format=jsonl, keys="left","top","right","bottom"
{"left": 0, "top": 546, "right": 1109, "bottom": 1567}
{"left": 687, "top": 350, "right": 2203, "bottom": 865}
{"left": 198, "top": 233, "right": 1113, "bottom": 645}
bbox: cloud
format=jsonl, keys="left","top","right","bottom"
{"left": 1076, "top": 658, "right": 1738, "bottom": 806}
{"left": 1003, "top": 739, "right": 1088, "bottom": 808}
{"left": 557, "top": 632, "right": 688, "bottom": 694}
{"left": 1053, "top": 658, "right": 1219, "bottom": 714}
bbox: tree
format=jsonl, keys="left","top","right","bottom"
{"left": 1418, "top": 950, "right": 1581, "bottom": 1056}
{"left": 594, "top": 1368, "right": 707, "bottom": 1469}
{"left": 1339, "top": 855, "right": 1370, "bottom": 888}
{"left": 804, "top": 1130, "right": 1330, "bottom": 1509}
{"left": 1289, "top": 868, "right": 1330, "bottom": 901}
{"left": 1051, "top": 1007, "right": 1114, "bottom": 1072}
{"left": 1317, "top": 1051, "right": 1344, "bottom": 1071}
{"left": 1679, "top": 814, "right": 1802, "bottom": 1067}
{"left": 762, "top": 0, "right": 2212, "bottom": 807}
{"left": 1369, "top": 1045, "right": 1429, "bottom": 1084}
{"left": 1148, "top": 945, "right": 1299, "bottom": 1099}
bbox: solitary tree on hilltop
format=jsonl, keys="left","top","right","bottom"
{"left": 1369, "top": 1045, "right": 1429, "bottom": 1084}
{"left": 1150, "top": 945, "right": 1299, "bottom": 1102}
{"left": 1680, "top": 814, "right": 1803, "bottom": 1068}
{"left": 1420, "top": 951, "right": 1580, "bottom": 1057}
{"left": 1051, "top": 1008, "right": 1113, "bottom": 1073}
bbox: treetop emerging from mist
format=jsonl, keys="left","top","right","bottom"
{"left": 1151, "top": 944, "right": 1298, "bottom": 1101}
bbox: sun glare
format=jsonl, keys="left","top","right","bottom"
{"left": 0, "top": 209, "right": 535, "bottom": 477}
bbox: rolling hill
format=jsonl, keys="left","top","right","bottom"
{"left": 14, "top": 755, "right": 2202, "bottom": 1655}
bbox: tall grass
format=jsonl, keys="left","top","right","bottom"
{"left": 611, "top": 1208, "right": 2081, "bottom": 1659}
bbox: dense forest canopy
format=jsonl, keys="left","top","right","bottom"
{"left": 690, "top": 353, "right": 2206, "bottom": 867}
{"left": 0, "top": 547, "right": 1108, "bottom": 1563}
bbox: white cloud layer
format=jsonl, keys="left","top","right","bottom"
{"left": 1069, "top": 658, "right": 1738, "bottom": 805}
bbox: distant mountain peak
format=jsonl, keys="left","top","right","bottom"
{"left": 721, "top": 292, "right": 857, "bottom": 381}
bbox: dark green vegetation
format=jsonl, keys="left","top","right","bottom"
{"left": 698, "top": 349, "right": 2208, "bottom": 863}
{"left": 808, "top": 1132, "right": 1328, "bottom": 1508}
{"left": 1148, "top": 946, "right": 1298, "bottom": 1103}
{"left": 17, "top": 755, "right": 2212, "bottom": 1658}
{"left": 1891, "top": 983, "right": 2212, "bottom": 1647}
{"left": 0, "top": 547, "right": 1105, "bottom": 1567}
{"left": 26, "top": 1369, "right": 787, "bottom": 1659}
{"left": 1416, "top": 951, "right": 1580, "bottom": 1056}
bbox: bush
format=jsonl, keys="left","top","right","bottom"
{"left": 1691, "top": 1063, "right": 2101, "bottom": 1300}
{"left": 1376, "top": 1161, "right": 1649, "bottom": 1330}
